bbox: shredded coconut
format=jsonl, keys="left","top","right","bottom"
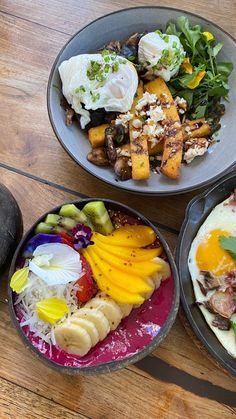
{"left": 15, "top": 273, "right": 79, "bottom": 345}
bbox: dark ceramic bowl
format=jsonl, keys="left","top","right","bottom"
{"left": 47, "top": 6, "right": 236, "bottom": 195}
{"left": 8, "top": 198, "right": 179, "bottom": 375}
{"left": 176, "top": 171, "right": 236, "bottom": 377}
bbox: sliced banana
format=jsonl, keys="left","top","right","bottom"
{"left": 70, "top": 317, "right": 99, "bottom": 346}
{"left": 152, "top": 271, "right": 162, "bottom": 289}
{"left": 144, "top": 278, "right": 155, "bottom": 300}
{"left": 54, "top": 321, "right": 92, "bottom": 356}
{"left": 153, "top": 257, "right": 171, "bottom": 280}
{"left": 118, "top": 303, "right": 133, "bottom": 318}
{"left": 96, "top": 291, "right": 133, "bottom": 319}
{"left": 85, "top": 297, "right": 122, "bottom": 330}
{"left": 72, "top": 308, "right": 110, "bottom": 340}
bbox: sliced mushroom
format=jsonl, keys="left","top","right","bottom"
{"left": 105, "top": 127, "right": 117, "bottom": 163}
{"left": 208, "top": 289, "right": 235, "bottom": 319}
{"left": 105, "top": 40, "right": 121, "bottom": 53}
{"left": 114, "top": 157, "right": 132, "bottom": 181}
{"left": 125, "top": 32, "right": 140, "bottom": 47}
{"left": 212, "top": 315, "right": 230, "bottom": 331}
{"left": 66, "top": 108, "right": 74, "bottom": 126}
{"left": 87, "top": 147, "right": 109, "bottom": 166}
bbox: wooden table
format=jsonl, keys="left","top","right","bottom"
{"left": 0, "top": 1, "right": 235, "bottom": 417}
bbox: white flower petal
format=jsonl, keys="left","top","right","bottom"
{"left": 29, "top": 243, "right": 82, "bottom": 286}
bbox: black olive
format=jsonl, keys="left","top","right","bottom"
{"left": 120, "top": 44, "right": 137, "bottom": 62}
{"left": 114, "top": 124, "right": 125, "bottom": 145}
{"left": 104, "top": 112, "right": 118, "bottom": 124}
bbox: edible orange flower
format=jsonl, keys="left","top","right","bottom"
{"left": 202, "top": 31, "right": 214, "bottom": 42}
{"left": 181, "top": 57, "right": 193, "bottom": 74}
{"left": 187, "top": 71, "right": 206, "bottom": 89}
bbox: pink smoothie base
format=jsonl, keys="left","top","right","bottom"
{"left": 14, "top": 276, "right": 174, "bottom": 368}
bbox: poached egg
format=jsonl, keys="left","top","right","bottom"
{"left": 59, "top": 53, "right": 138, "bottom": 128}
{"left": 138, "top": 32, "right": 185, "bottom": 81}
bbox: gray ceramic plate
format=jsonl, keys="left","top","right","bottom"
{"left": 176, "top": 171, "right": 236, "bottom": 376}
{"left": 47, "top": 6, "right": 236, "bottom": 195}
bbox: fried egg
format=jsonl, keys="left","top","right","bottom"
{"left": 138, "top": 32, "right": 185, "bottom": 81}
{"left": 188, "top": 195, "right": 236, "bottom": 357}
{"left": 59, "top": 53, "right": 138, "bottom": 128}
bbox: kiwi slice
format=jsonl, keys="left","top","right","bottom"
{"left": 45, "top": 214, "right": 76, "bottom": 230}
{"left": 82, "top": 201, "right": 113, "bottom": 235}
{"left": 59, "top": 204, "right": 94, "bottom": 229}
{"left": 35, "top": 222, "right": 66, "bottom": 234}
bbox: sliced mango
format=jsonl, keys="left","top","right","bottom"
{"left": 83, "top": 247, "right": 152, "bottom": 294}
{"left": 93, "top": 234, "right": 162, "bottom": 261}
{"left": 93, "top": 225, "right": 156, "bottom": 248}
{"left": 90, "top": 245, "right": 161, "bottom": 277}
{"left": 84, "top": 251, "right": 144, "bottom": 305}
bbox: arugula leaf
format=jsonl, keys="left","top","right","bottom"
{"left": 231, "top": 321, "right": 236, "bottom": 336}
{"left": 208, "top": 86, "right": 228, "bottom": 97}
{"left": 176, "top": 16, "right": 201, "bottom": 53}
{"left": 166, "top": 16, "right": 233, "bottom": 122}
{"left": 195, "top": 104, "right": 207, "bottom": 118}
{"left": 217, "top": 62, "right": 234, "bottom": 76}
{"left": 165, "top": 21, "right": 181, "bottom": 37}
{"left": 177, "top": 90, "right": 193, "bottom": 107}
{"left": 219, "top": 236, "right": 236, "bottom": 259}
{"left": 212, "top": 42, "right": 224, "bottom": 57}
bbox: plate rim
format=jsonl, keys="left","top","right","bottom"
{"left": 175, "top": 170, "right": 236, "bottom": 377}
{"left": 8, "top": 198, "right": 180, "bottom": 375}
{"left": 47, "top": 5, "right": 236, "bottom": 196}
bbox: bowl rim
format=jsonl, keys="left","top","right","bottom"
{"left": 47, "top": 5, "right": 236, "bottom": 196}
{"left": 8, "top": 198, "right": 180, "bottom": 375}
{"left": 175, "top": 170, "right": 236, "bottom": 376}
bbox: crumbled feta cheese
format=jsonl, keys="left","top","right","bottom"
{"left": 115, "top": 112, "right": 133, "bottom": 128}
{"left": 127, "top": 159, "right": 132, "bottom": 167}
{"left": 132, "top": 130, "right": 141, "bottom": 139}
{"left": 146, "top": 105, "right": 165, "bottom": 122}
{"left": 149, "top": 137, "right": 159, "bottom": 148}
{"left": 185, "top": 126, "right": 191, "bottom": 133}
{"left": 184, "top": 138, "right": 209, "bottom": 164}
{"left": 143, "top": 124, "right": 156, "bottom": 136}
{"left": 174, "top": 96, "right": 187, "bottom": 114}
{"left": 132, "top": 118, "right": 143, "bottom": 129}
{"left": 117, "top": 147, "right": 131, "bottom": 157}
{"left": 175, "top": 96, "right": 186, "bottom": 105}
{"left": 135, "top": 92, "right": 157, "bottom": 111}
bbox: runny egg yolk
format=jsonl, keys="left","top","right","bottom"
{"left": 196, "top": 229, "right": 236, "bottom": 276}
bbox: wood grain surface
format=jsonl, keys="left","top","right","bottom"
{"left": 0, "top": 1, "right": 235, "bottom": 418}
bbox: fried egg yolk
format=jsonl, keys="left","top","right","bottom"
{"left": 196, "top": 229, "right": 236, "bottom": 276}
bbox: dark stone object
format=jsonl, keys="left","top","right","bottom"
{"left": 0, "top": 184, "right": 23, "bottom": 271}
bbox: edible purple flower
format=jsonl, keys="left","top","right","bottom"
{"left": 23, "top": 234, "right": 63, "bottom": 257}
{"left": 71, "top": 224, "right": 93, "bottom": 249}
